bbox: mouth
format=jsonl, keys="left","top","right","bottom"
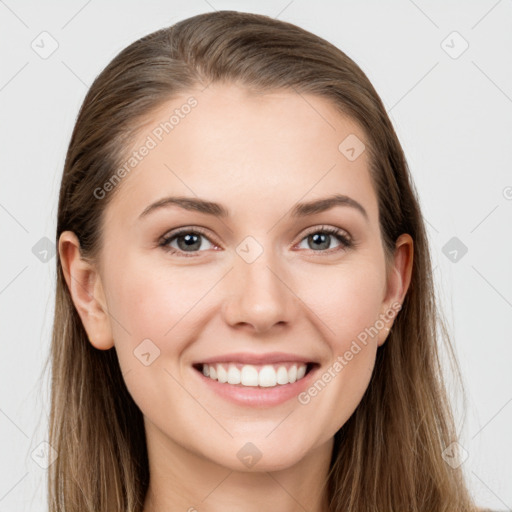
{"left": 192, "top": 361, "right": 319, "bottom": 388}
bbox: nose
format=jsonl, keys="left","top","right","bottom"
{"left": 221, "top": 249, "right": 298, "bottom": 334}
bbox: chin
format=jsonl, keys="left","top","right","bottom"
{"left": 204, "top": 438, "right": 312, "bottom": 473}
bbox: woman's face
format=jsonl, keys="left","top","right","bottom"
{"left": 62, "top": 83, "right": 412, "bottom": 472}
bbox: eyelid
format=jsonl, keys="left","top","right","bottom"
{"left": 290, "top": 225, "right": 353, "bottom": 255}
{"left": 160, "top": 224, "right": 350, "bottom": 244}
{"left": 295, "top": 224, "right": 352, "bottom": 245}
{"left": 159, "top": 225, "right": 218, "bottom": 244}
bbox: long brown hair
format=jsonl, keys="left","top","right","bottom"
{"left": 47, "top": 10, "right": 479, "bottom": 511}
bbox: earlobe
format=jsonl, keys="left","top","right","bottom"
{"left": 58, "top": 231, "right": 114, "bottom": 350}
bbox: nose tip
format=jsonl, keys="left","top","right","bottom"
{"left": 221, "top": 258, "right": 296, "bottom": 333}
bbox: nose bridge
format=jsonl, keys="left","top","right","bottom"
{"left": 222, "top": 238, "right": 295, "bottom": 331}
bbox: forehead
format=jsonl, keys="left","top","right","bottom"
{"left": 103, "top": 83, "right": 378, "bottom": 228}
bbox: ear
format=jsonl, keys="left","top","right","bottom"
{"left": 377, "top": 233, "right": 414, "bottom": 347}
{"left": 58, "top": 230, "right": 114, "bottom": 350}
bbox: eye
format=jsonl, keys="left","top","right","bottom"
{"left": 295, "top": 225, "right": 353, "bottom": 253}
{"left": 158, "top": 227, "right": 217, "bottom": 257}
{"left": 158, "top": 225, "right": 353, "bottom": 258}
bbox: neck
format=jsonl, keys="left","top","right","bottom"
{"left": 142, "top": 420, "right": 333, "bottom": 512}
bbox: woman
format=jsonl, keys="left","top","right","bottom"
{"left": 48, "top": 10, "right": 486, "bottom": 511}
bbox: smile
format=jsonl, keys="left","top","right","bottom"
{"left": 194, "top": 362, "right": 315, "bottom": 388}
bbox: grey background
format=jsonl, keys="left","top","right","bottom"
{"left": 1, "top": 0, "right": 511, "bottom": 510}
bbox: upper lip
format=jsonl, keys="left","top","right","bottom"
{"left": 193, "top": 352, "right": 317, "bottom": 366}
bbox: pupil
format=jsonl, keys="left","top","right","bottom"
{"left": 178, "top": 233, "right": 200, "bottom": 251}
{"left": 310, "top": 233, "right": 329, "bottom": 250}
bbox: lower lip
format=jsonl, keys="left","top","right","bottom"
{"left": 192, "top": 364, "right": 319, "bottom": 408}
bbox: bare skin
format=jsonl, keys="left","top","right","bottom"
{"left": 59, "top": 83, "right": 413, "bottom": 511}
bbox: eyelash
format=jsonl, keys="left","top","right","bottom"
{"left": 158, "top": 225, "right": 353, "bottom": 258}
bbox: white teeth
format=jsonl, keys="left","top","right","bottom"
{"left": 201, "top": 362, "right": 309, "bottom": 387}
{"left": 258, "top": 365, "right": 277, "bottom": 387}
{"left": 240, "top": 365, "right": 259, "bottom": 386}
{"left": 227, "top": 364, "right": 241, "bottom": 384}
{"left": 276, "top": 366, "right": 288, "bottom": 384}
{"left": 217, "top": 364, "right": 228, "bottom": 383}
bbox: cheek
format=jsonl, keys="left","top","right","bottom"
{"left": 104, "top": 255, "right": 211, "bottom": 368}
{"left": 109, "top": 251, "right": 212, "bottom": 323}
{"left": 103, "top": 260, "right": 204, "bottom": 418}
{"left": 295, "top": 263, "right": 384, "bottom": 431}
{"left": 298, "top": 258, "right": 386, "bottom": 347}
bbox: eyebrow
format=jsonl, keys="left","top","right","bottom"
{"left": 138, "top": 193, "right": 369, "bottom": 222}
